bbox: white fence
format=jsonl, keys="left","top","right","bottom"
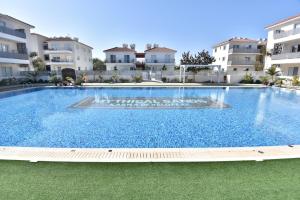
{"left": 0, "top": 70, "right": 266, "bottom": 84}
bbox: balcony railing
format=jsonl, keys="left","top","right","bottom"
{"left": 105, "top": 59, "right": 135, "bottom": 63}
{"left": 228, "top": 48, "right": 260, "bottom": 54}
{"left": 50, "top": 59, "right": 73, "bottom": 63}
{"left": 272, "top": 52, "right": 300, "bottom": 60}
{"left": 145, "top": 59, "right": 175, "bottom": 63}
{"left": 227, "top": 60, "right": 256, "bottom": 65}
{"left": 0, "top": 26, "right": 26, "bottom": 39}
{"left": 44, "top": 47, "right": 73, "bottom": 51}
{"left": 274, "top": 28, "right": 300, "bottom": 39}
{"left": 0, "top": 51, "right": 28, "bottom": 60}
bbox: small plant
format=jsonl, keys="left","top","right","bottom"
{"left": 161, "top": 77, "right": 167, "bottom": 83}
{"left": 240, "top": 73, "right": 254, "bottom": 84}
{"left": 260, "top": 76, "right": 269, "bottom": 85}
{"left": 266, "top": 65, "right": 280, "bottom": 82}
{"left": 292, "top": 76, "right": 300, "bottom": 86}
{"left": 133, "top": 75, "right": 143, "bottom": 83}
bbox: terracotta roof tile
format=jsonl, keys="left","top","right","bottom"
{"left": 144, "top": 47, "right": 176, "bottom": 53}
{"left": 213, "top": 37, "right": 259, "bottom": 47}
{"left": 265, "top": 13, "right": 300, "bottom": 29}
{"left": 103, "top": 47, "right": 136, "bottom": 53}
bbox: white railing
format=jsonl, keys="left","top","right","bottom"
{"left": 272, "top": 52, "right": 300, "bottom": 60}
{"left": 228, "top": 48, "right": 260, "bottom": 54}
{"left": 273, "top": 28, "right": 300, "bottom": 39}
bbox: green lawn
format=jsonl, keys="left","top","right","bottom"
{"left": 0, "top": 159, "right": 299, "bottom": 200}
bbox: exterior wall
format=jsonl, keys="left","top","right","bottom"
{"left": 0, "top": 15, "right": 32, "bottom": 79}
{"left": 213, "top": 41, "right": 262, "bottom": 73}
{"left": 144, "top": 51, "right": 175, "bottom": 71}
{"left": 105, "top": 52, "right": 136, "bottom": 71}
{"left": 31, "top": 39, "right": 93, "bottom": 72}
{"left": 212, "top": 43, "right": 229, "bottom": 71}
{"left": 265, "top": 17, "right": 300, "bottom": 76}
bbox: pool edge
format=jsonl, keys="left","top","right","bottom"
{"left": 0, "top": 145, "right": 299, "bottom": 163}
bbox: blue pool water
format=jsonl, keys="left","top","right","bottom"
{"left": 0, "top": 87, "right": 300, "bottom": 148}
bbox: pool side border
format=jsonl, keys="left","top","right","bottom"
{"left": 0, "top": 146, "right": 299, "bottom": 162}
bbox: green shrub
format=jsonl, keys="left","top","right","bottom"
{"left": 119, "top": 78, "right": 130, "bottom": 83}
{"left": 161, "top": 77, "right": 167, "bottom": 82}
{"left": 254, "top": 80, "right": 262, "bottom": 84}
{"left": 292, "top": 76, "right": 300, "bottom": 86}
{"left": 259, "top": 76, "right": 269, "bottom": 85}
{"left": 133, "top": 75, "right": 143, "bottom": 83}
{"left": 240, "top": 73, "right": 254, "bottom": 84}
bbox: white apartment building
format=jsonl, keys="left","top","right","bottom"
{"left": 265, "top": 14, "right": 300, "bottom": 77}
{"left": 30, "top": 35, "right": 93, "bottom": 79}
{"left": 212, "top": 37, "right": 266, "bottom": 72}
{"left": 104, "top": 44, "right": 176, "bottom": 71}
{"left": 0, "top": 14, "right": 34, "bottom": 79}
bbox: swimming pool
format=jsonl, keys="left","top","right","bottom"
{"left": 0, "top": 87, "right": 299, "bottom": 148}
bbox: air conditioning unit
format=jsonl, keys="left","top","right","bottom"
{"left": 123, "top": 43, "right": 128, "bottom": 48}
{"left": 153, "top": 44, "right": 159, "bottom": 48}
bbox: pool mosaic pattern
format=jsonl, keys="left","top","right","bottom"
{"left": 0, "top": 87, "right": 300, "bottom": 148}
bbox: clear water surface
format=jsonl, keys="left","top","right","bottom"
{"left": 0, "top": 87, "right": 299, "bottom": 148}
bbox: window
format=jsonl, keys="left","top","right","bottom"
{"left": 78, "top": 67, "right": 81, "bottom": 71}
{"left": 245, "top": 57, "right": 251, "bottom": 62}
{"left": 0, "top": 66, "right": 12, "bottom": 77}
{"left": 233, "top": 68, "right": 237, "bottom": 71}
{"left": 124, "top": 55, "right": 130, "bottom": 63}
{"left": 295, "top": 23, "right": 300, "bottom": 29}
{"left": 275, "top": 29, "right": 282, "bottom": 34}
{"left": 51, "top": 43, "right": 60, "bottom": 50}
{"left": 215, "top": 48, "right": 217, "bottom": 52}
{"left": 246, "top": 45, "right": 252, "bottom": 49}
{"left": 64, "top": 43, "right": 72, "bottom": 51}
{"left": 223, "top": 46, "right": 226, "bottom": 50}
{"left": 0, "top": 20, "right": 6, "bottom": 27}
{"left": 222, "top": 57, "right": 225, "bottom": 61}
{"left": 0, "top": 44, "right": 9, "bottom": 52}
{"left": 110, "top": 55, "right": 116, "bottom": 63}
{"left": 165, "top": 54, "right": 171, "bottom": 63}
{"left": 292, "top": 44, "right": 300, "bottom": 52}
{"left": 288, "top": 67, "right": 299, "bottom": 76}
{"left": 151, "top": 55, "right": 157, "bottom": 63}
{"left": 233, "top": 45, "right": 240, "bottom": 49}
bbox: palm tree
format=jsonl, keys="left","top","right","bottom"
{"left": 266, "top": 65, "right": 280, "bottom": 81}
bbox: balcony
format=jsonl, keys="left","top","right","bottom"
{"left": 227, "top": 60, "right": 256, "bottom": 66}
{"left": 274, "top": 28, "right": 300, "bottom": 40}
{"left": 0, "top": 26, "right": 26, "bottom": 39}
{"left": 272, "top": 52, "right": 300, "bottom": 60}
{"left": 50, "top": 59, "right": 74, "bottom": 63}
{"left": 0, "top": 51, "right": 28, "bottom": 60}
{"left": 145, "top": 59, "right": 175, "bottom": 63}
{"left": 44, "top": 47, "right": 73, "bottom": 54}
{"left": 105, "top": 59, "right": 135, "bottom": 63}
{"left": 228, "top": 48, "right": 260, "bottom": 54}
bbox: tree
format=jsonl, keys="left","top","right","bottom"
{"left": 266, "top": 65, "right": 280, "bottom": 81}
{"left": 93, "top": 58, "right": 106, "bottom": 71}
{"left": 181, "top": 50, "right": 216, "bottom": 81}
{"left": 32, "top": 57, "right": 45, "bottom": 71}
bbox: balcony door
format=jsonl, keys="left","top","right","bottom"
{"left": 124, "top": 55, "right": 130, "bottom": 63}
{"left": 288, "top": 67, "right": 299, "bottom": 76}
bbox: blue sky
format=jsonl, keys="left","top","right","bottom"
{"left": 1, "top": 0, "right": 300, "bottom": 61}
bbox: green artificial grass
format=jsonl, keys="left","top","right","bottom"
{"left": 0, "top": 159, "right": 299, "bottom": 200}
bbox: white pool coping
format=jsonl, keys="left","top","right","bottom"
{"left": 0, "top": 145, "right": 299, "bottom": 163}
{"left": 81, "top": 82, "right": 268, "bottom": 88}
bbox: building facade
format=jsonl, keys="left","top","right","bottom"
{"left": 265, "top": 14, "right": 300, "bottom": 77}
{"left": 104, "top": 44, "right": 176, "bottom": 71}
{"left": 212, "top": 37, "right": 266, "bottom": 72}
{"left": 0, "top": 14, "right": 34, "bottom": 79}
{"left": 30, "top": 35, "right": 93, "bottom": 79}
